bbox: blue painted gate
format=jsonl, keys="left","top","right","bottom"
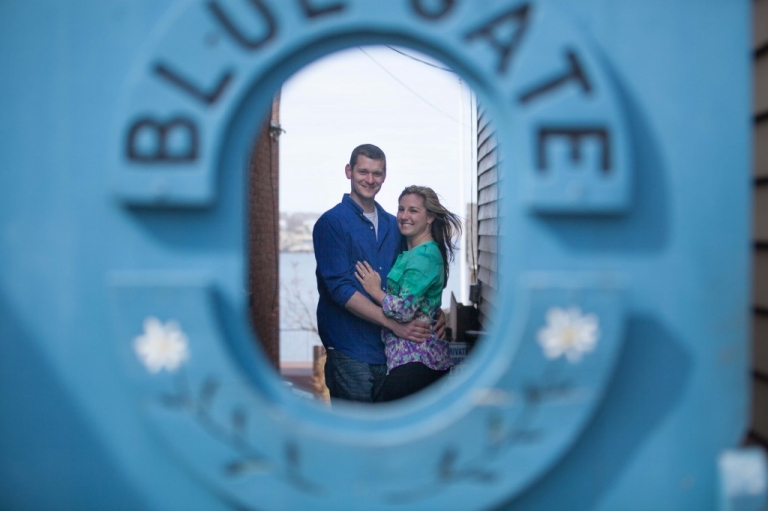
{"left": 0, "top": 1, "right": 765, "bottom": 509}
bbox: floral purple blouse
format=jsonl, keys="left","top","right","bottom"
{"left": 381, "top": 241, "right": 452, "bottom": 373}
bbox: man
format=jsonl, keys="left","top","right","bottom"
{"left": 313, "top": 144, "right": 442, "bottom": 403}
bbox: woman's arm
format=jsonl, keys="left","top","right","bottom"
{"left": 355, "top": 261, "right": 436, "bottom": 323}
{"left": 355, "top": 261, "right": 420, "bottom": 323}
{"left": 355, "top": 261, "right": 419, "bottom": 322}
{"left": 350, "top": 264, "right": 430, "bottom": 342}
{"left": 356, "top": 258, "right": 439, "bottom": 325}
{"left": 354, "top": 260, "right": 385, "bottom": 304}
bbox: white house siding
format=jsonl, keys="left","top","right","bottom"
{"left": 475, "top": 104, "right": 500, "bottom": 328}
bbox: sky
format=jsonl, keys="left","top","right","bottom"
{"left": 279, "top": 45, "right": 472, "bottom": 219}
{"left": 278, "top": 45, "right": 474, "bottom": 302}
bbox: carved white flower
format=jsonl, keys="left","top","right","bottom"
{"left": 133, "top": 316, "right": 189, "bottom": 373}
{"left": 537, "top": 307, "right": 600, "bottom": 363}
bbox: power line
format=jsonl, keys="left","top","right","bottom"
{"left": 385, "top": 45, "right": 455, "bottom": 73}
{"left": 357, "top": 46, "right": 463, "bottom": 126}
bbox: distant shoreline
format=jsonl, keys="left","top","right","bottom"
{"left": 280, "top": 212, "right": 320, "bottom": 253}
{"left": 280, "top": 248, "right": 314, "bottom": 254}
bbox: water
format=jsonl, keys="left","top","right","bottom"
{"left": 280, "top": 252, "right": 321, "bottom": 363}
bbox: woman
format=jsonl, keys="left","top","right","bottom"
{"left": 355, "top": 185, "right": 462, "bottom": 401}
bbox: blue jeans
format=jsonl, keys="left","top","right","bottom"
{"left": 324, "top": 348, "right": 386, "bottom": 403}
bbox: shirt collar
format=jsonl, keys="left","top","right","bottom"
{"left": 342, "top": 193, "right": 385, "bottom": 217}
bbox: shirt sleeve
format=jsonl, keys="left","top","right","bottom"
{"left": 381, "top": 266, "right": 438, "bottom": 323}
{"left": 313, "top": 215, "right": 357, "bottom": 308}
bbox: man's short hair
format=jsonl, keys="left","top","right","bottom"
{"left": 349, "top": 144, "right": 386, "bottom": 171}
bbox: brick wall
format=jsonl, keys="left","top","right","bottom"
{"left": 248, "top": 93, "right": 281, "bottom": 368}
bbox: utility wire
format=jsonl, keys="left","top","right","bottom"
{"left": 357, "top": 46, "right": 463, "bottom": 126}
{"left": 385, "top": 45, "right": 455, "bottom": 73}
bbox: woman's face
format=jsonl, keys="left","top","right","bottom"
{"left": 397, "top": 193, "right": 434, "bottom": 239}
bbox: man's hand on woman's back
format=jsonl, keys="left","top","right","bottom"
{"left": 389, "top": 320, "right": 430, "bottom": 343}
{"left": 434, "top": 309, "right": 447, "bottom": 339}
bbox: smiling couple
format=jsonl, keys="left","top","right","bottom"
{"left": 312, "top": 144, "right": 462, "bottom": 403}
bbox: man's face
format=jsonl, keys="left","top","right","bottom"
{"left": 345, "top": 155, "right": 386, "bottom": 204}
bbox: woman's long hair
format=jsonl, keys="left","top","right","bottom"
{"left": 399, "top": 185, "right": 463, "bottom": 288}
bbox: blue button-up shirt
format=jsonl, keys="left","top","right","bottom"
{"left": 313, "top": 194, "right": 403, "bottom": 364}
